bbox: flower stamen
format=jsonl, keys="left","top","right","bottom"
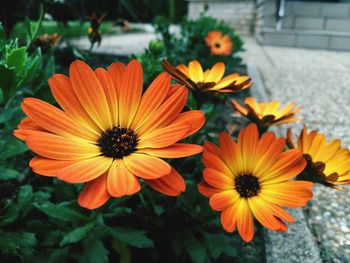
{"left": 98, "top": 127, "right": 138, "bottom": 158}
{"left": 235, "top": 174, "right": 260, "bottom": 198}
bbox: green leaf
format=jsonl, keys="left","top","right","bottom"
{"left": 83, "top": 239, "right": 109, "bottom": 263}
{"left": 21, "top": 48, "right": 42, "bottom": 85}
{"left": 5, "top": 46, "right": 27, "bottom": 75}
{"left": 0, "top": 63, "right": 16, "bottom": 99}
{"left": 0, "top": 231, "right": 36, "bottom": 255}
{"left": 112, "top": 240, "right": 131, "bottom": 263}
{"left": 0, "top": 138, "right": 28, "bottom": 159}
{"left": 184, "top": 235, "right": 207, "bottom": 263}
{"left": 0, "top": 106, "right": 21, "bottom": 123}
{"left": 60, "top": 222, "right": 95, "bottom": 246}
{"left": 109, "top": 227, "right": 154, "bottom": 248}
{"left": 0, "top": 88, "right": 3, "bottom": 104}
{"left": 34, "top": 202, "right": 88, "bottom": 222}
{"left": 48, "top": 248, "right": 70, "bottom": 263}
{"left": 0, "top": 167, "right": 21, "bottom": 180}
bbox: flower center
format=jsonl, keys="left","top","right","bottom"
{"left": 214, "top": 42, "right": 221, "bottom": 48}
{"left": 235, "top": 174, "right": 260, "bottom": 198}
{"left": 98, "top": 127, "right": 138, "bottom": 158}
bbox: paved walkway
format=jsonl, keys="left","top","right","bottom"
{"left": 241, "top": 37, "right": 350, "bottom": 262}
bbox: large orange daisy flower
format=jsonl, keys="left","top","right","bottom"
{"left": 198, "top": 123, "right": 313, "bottom": 242}
{"left": 232, "top": 97, "right": 302, "bottom": 128}
{"left": 287, "top": 126, "right": 350, "bottom": 187}
{"left": 162, "top": 60, "right": 252, "bottom": 93}
{"left": 205, "top": 31, "right": 233, "bottom": 56}
{"left": 14, "top": 60, "right": 205, "bottom": 209}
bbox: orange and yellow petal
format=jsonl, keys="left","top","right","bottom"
{"left": 146, "top": 167, "right": 185, "bottom": 196}
{"left": 107, "top": 160, "right": 141, "bottom": 197}
{"left": 78, "top": 173, "right": 110, "bottom": 210}
{"left": 123, "top": 153, "right": 171, "bottom": 179}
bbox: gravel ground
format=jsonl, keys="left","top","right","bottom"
{"left": 242, "top": 37, "right": 350, "bottom": 262}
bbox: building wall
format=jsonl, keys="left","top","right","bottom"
{"left": 187, "top": 0, "right": 255, "bottom": 35}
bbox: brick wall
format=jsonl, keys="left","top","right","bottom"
{"left": 187, "top": 0, "right": 255, "bottom": 35}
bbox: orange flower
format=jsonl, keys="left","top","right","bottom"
{"left": 162, "top": 60, "right": 252, "bottom": 93}
{"left": 198, "top": 123, "right": 313, "bottom": 242}
{"left": 205, "top": 31, "right": 233, "bottom": 56}
{"left": 287, "top": 126, "right": 350, "bottom": 187}
{"left": 232, "top": 97, "right": 302, "bottom": 128}
{"left": 14, "top": 60, "right": 205, "bottom": 209}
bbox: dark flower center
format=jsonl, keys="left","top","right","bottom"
{"left": 98, "top": 127, "right": 138, "bottom": 158}
{"left": 235, "top": 174, "right": 260, "bottom": 198}
{"left": 214, "top": 42, "right": 221, "bottom": 48}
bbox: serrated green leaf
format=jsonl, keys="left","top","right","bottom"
{"left": 0, "top": 167, "right": 21, "bottom": 180}
{"left": 83, "top": 239, "right": 109, "bottom": 263}
{"left": 109, "top": 227, "right": 154, "bottom": 248}
{"left": 34, "top": 202, "right": 88, "bottom": 222}
{"left": 60, "top": 222, "right": 95, "bottom": 246}
{"left": 184, "top": 235, "right": 207, "bottom": 263}
{"left": 5, "top": 46, "right": 27, "bottom": 75}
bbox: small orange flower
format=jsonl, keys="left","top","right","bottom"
{"left": 88, "top": 12, "right": 106, "bottom": 46}
{"left": 205, "top": 31, "right": 233, "bottom": 56}
{"left": 14, "top": 60, "right": 205, "bottom": 209}
{"left": 232, "top": 97, "right": 302, "bottom": 128}
{"left": 287, "top": 126, "right": 350, "bottom": 187}
{"left": 162, "top": 60, "right": 252, "bottom": 93}
{"left": 198, "top": 123, "right": 313, "bottom": 242}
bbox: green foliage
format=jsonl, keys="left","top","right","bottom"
{"left": 154, "top": 14, "right": 243, "bottom": 69}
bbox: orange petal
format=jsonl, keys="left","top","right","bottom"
{"left": 238, "top": 124, "right": 259, "bottom": 173}
{"left": 203, "top": 168, "right": 233, "bottom": 189}
{"left": 209, "top": 190, "right": 239, "bottom": 211}
{"left": 57, "top": 156, "right": 112, "bottom": 183}
{"left": 136, "top": 85, "right": 188, "bottom": 134}
{"left": 108, "top": 61, "right": 126, "bottom": 97}
{"left": 118, "top": 60, "right": 143, "bottom": 128}
{"left": 26, "top": 131, "right": 101, "bottom": 160}
{"left": 220, "top": 203, "right": 239, "bottom": 232}
{"left": 49, "top": 74, "right": 101, "bottom": 134}
{"left": 139, "top": 144, "right": 203, "bottom": 158}
{"left": 202, "top": 149, "right": 233, "bottom": 176}
{"left": 21, "top": 98, "right": 97, "bottom": 142}
{"left": 203, "top": 141, "right": 221, "bottom": 156}
{"left": 146, "top": 167, "right": 185, "bottom": 196}
{"left": 218, "top": 131, "right": 243, "bottom": 175}
{"left": 231, "top": 99, "right": 248, "bottom": 116}
{"left": 131, "top": 72, "right": 170, "bottom": 129}
{"left": 171, "top": 110, "right": 206, "bottom": 139}
{"left": 138, "top": 123, "right": 191, "bottom": 149}
{"left": 248, "top": 197, "right": 281, "bottom": 231}
{"left": 78, "top": 173, "right": 110, "bottom": 210}
{"left": 29, "top": 156, "right": 76, "bottom": 177}
{"left": 260, "top": 149, "right": 306, "bottom": 183}
{"left": 107, "top": 160, "right": 141, "bottom": 197}
{"left": 95, "top": 68, "right": 118, "bottom": 126}
{"left": 261, "top": 181, "right": 313, "bottom": 208}
{"left": 123, "top": 153, "right": 171, "bottom": 179}
{"left": 236, "top": 199, "right": 254, "bottom": 242}
{"left": 70, "top": 60, "right": 112, "bottom": 130}
{"left": 198, "top": 182, "right": 221, "bottom": 197}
